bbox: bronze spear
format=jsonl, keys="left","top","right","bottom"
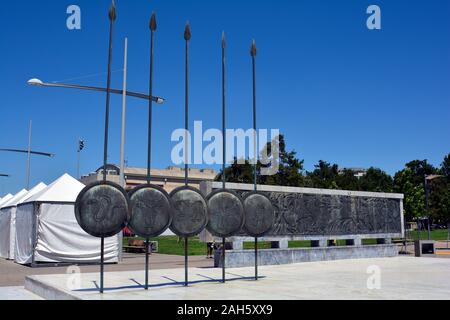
{"left": 183, "top": 21, "right": 191, "bottom": 287}
{"left": 144, "top": 11, "right": 157, "bottom": 291}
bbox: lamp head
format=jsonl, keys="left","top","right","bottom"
{"left": 27, "top": 79, "right": 44, "bottom": 86}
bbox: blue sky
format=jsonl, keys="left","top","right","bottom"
{"left": 1, "top": 0, "right": 449, "bottom": 195}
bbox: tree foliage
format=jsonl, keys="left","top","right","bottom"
{"left": 214, "top": 134, "right": 449, "bottom": 223}
{"left": 259, "top": 135, "right": 305, "bottom": 187}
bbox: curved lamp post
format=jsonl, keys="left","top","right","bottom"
{"left": 28, "top": 74, "right": 166, "bottom": 187}
{"left": 0, "top": 149, "right": 54, "bottom": 158}
{"left": 28, "top": 78, "right": 165, "bottom": 104}
{"left": 0, "top": 121, "right": 55, "bottom": 191}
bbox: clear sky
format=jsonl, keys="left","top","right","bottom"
{"left": 1, "top": 0, "right": 449, "bottom": 195}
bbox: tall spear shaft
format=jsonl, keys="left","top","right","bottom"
{"left": 184, "top": 22, "right": 191, "bottom": 287}
{"left": 148, "top": 13, "right": 156, "bottom": 186}
{"left": 143, "top": 12, "right": 157, "bottom": 292}
{"left": 251, "top": 40, "right": 259, "bottom": 281}
{"left": 221, "top": 32, "right": 227, "bottom": 284}
{"left": 99, "top": 0, "right": 116, "bottom": 294}
{"left": 103, "top": 3, "right": 115, "bottom": 183}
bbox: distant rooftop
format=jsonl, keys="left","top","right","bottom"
{"left": 83, "top": 164, "right": 217, "bottom": 180}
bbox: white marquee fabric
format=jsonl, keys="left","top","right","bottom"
{"left": 1, "top": 189, "right": 28, "bottom": 209}
{"left": 0, "top": 211, "right": 11, "bottom": 259}
{"left": 14, "top": 174, "right": 119, "bottom": 265}
{"left": 0, "top": 184, "right": 47, "bottom": 260}
{"left": 0, "top": 189, "right": 29, "bottom": 259}
{"left": 0, "top": 194, "right": 13, "bottom": 208}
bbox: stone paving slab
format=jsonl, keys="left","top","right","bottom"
{"left": 0, "top": 253, "right": 213, "bottom": 287}
{"left": 0, "top": 286, "right": 43, "bottom": 300}
{"left": 24, "top": 257, "right": 450, "bottom": 300}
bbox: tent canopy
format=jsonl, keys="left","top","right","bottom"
{"left": 24, "top": 174, "right": 84, "bottom": 204}
{"left": 0, "top": 194, "right": 13, "bottom": 208}
{"left": 19, "top": 183, "right": 47, "bottom": 204}
{"left": 14, "top": 173, "right": 119, "bottom": 265}
{"left": 1, "top": 189, "right": 28, "bottom": 209}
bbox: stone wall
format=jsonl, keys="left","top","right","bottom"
{"left": 200, "top": 182, "right": 405, "bottom": 244}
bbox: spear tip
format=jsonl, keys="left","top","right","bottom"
{"left": 150, "top": 12, "right": 157, "bottom": 31}
{"left": 184, "top": 21, "right": 191, "bottom": 41}
{"left": 250, "top": 39, "right": 257, "bottom": 57}
{"left": 109, "top": 0, "right": 117, "bottom": 21}
{"left": 222, "top": 31, "right": 226, "bottom": 48}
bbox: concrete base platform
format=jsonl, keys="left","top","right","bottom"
{"left": 215, "top": 245, "right": 398, "bottom": 268}
{"left": 0, "top": 286, "right": 43, "bottom": 300}
{"left": 24, "top": 257, "right": 450, "bottom": 300}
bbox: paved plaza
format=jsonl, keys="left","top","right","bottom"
{"left": 21, "top": 256, "right": 450, "bottom": 300}
{"left": 0, "top": 253, "right": 213, "bottom": 287}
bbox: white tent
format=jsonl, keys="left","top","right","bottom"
{"left": 0, "top": 184, "right": 48, "bottom": 260}
{"left": 0, "top": 194, "right": 13, "bottom": 208}
{"left": 14, "top": 174, "right": 120, "bottom": 265}
{"left": 0, "top": 189, "right": 30, "bottom": 259}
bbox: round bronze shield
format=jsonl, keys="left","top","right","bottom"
{"left": 128, "top": 185, "right": 173, "bottom": 238}
{"left": 242, "top": 192, "right": 275, "bottom": 237}
{"left": 169, "top": 186, "right": 208, "bottom": 237}
{"left": 206, "top": 189, "right": 245, "bottom": 238}
{"left": 75, "top": 181, "right": 130, "bottom": 238}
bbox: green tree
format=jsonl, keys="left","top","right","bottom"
{"left": 393, "top": 159, "right": 439, "bottom": 222}
{"left": 215, "top": 158, "right": 254, "bottom": 184}
{"left": 215, "top": 134, "right": 305, "bottom": 187}
{"left": 428, "top": 154, "right": 450, "bottom": 224}
{"left": 441, "top": 153, "right": 450, "bottom": 178}
{"left": 335, "top": 169, "right": 360, "bottom": 191}
{"left": 359, "top": 167, "right": 394, "bottom": 192}
{"left": 394, "top": 168, "right": 425, "bottom": 221}
{"left": 306, "top": 160, "right": 340, "bottom": 189}
{"left": 259, "top": 135, "right": 305, "bottom": 187}
{"left": 402, "top": 160, "right": 437, "bottom": 185}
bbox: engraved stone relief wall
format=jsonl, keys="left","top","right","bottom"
{"left": 233, "top": 190, "right": 402, "bottom": 237}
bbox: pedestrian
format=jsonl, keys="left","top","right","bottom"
{"left": 206, "top": 240, "right": 215, "bottom": 259}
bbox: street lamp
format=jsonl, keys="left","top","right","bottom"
{"left": 28, "top": 72, "right": 166, "bottom": 186}
{"left": 0, "top": 149, "right": 54, "bottom": 158}
{"left": 425, "top": 174, "right": 445, "bottom": 240}
{"left": 27, "top": 78, "right": 166, "bottom": 104}
{"left": 1, "top": 120, "right": 55, "bottom": 190}
{"left": 0, "top": 147, "right": 54, "bottom": 189}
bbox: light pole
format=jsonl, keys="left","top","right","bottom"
{"left": 0, "top": 127, "right": 54, "bottom": 190}
{"left": 120, "top": 38, "right": 128, "bottom": 189}
{"left": 26, "top": 120, "right": 32, "bottom": 190}
{"left": 28, "top": 78, "right": 165, "bottom": 104}
{"left": 28, "top": 55, "right": 165, "bottom": 188}
{"left": 425, "top": 174, "right": 445, "bottom": 240}
{"left": 28, "top": 52, "right": 165, "bottom": 189}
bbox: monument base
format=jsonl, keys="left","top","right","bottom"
{"left": 215, "top": 244, "right": 398, "bottom": 268}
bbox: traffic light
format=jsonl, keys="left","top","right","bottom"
{"left": 78, "top": 139, "right": 85, "bottom": 152}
